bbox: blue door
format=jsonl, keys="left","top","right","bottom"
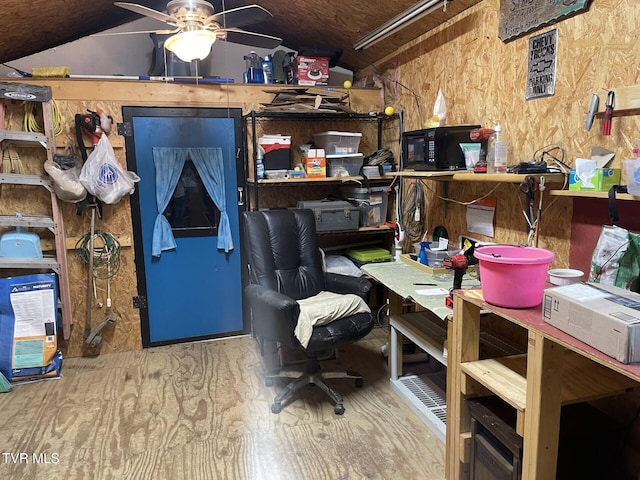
{"left": 122, "top": 107, "right": 246, "bottom": 346}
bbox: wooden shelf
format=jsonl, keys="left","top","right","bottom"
{"left": 550, "top": 189, "right": 640, "bottom": 200}
{"left": 248, "top": 175, "right": 392, "bottom": 185}
{"left": 316, "top": 225, "right": 394, "bottom": 235}
{"left": 390, "top": 312, "right": 449, "bottom": 367}
{"left": 596, "top": 85, "right": 640, "bottom": 114}
{"left": 390, "top": 171, "right": 566, "bottom": 183}
{"left": 245, "top": 111, "right": 399, "bottom": 121}
{"left": 461, "top": 349, "right": 638, "bottom": 419}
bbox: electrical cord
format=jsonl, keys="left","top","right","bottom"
{"left": 75, "top": 230, "right": 122, "bottom": 280}
{"left": 23, "top": 98, "right": 65, "bottom": 136}
{"left": 402, "top": 180, "right": 426, "bottom": 239}
{"left": 375, "top": 303, "right": 390, "bottom": 329}
{"left": 531, "top": 144, "right": 571, "bottom": 174}
{"left": 419, "top": 177, "right": 502, "bottom": 207}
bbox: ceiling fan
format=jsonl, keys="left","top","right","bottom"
{"left": 104, "top": 1, "right": 282, "bottom": 61}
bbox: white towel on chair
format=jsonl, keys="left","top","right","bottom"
{"left": 295, "top": 291, "right": 371, "bottom": 348}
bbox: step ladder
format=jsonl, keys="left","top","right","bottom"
{"left": 0, "top": 82, "right": 73, "bottom": 340}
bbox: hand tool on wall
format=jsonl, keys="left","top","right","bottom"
{"left": 585, "top": 93, "right": 599, "bottom": 131}
{"left": 519, "top": 175, "right": 538, "bottom": 234}
{"left": 603, "top": 90, "right": 615, "bottom": 136}
{"left": 83, "top": 199, "right": 98, "bottom": 344}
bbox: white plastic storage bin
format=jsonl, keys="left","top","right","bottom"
{"left": 327, "top": 153, "right": 364, "bottom": 177}
{"left": 313, "top": 131, "right": 362, "bottom": 155}
{"left": 341, "top": 186, "right": 389, "bottom": 227}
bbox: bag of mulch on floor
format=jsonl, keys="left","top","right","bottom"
{"left": 0, "top": 273, "right": 62, "bottom": 383}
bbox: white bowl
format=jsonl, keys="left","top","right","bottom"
{"left": 548, "top": 268, "right": 584, "bottom": 286}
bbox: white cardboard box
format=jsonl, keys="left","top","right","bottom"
{"left": 542, "top": 282, "right": 640, "bottom": 364}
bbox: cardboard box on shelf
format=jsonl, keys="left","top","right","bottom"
{"left": 543, "top": 282, "right": 640, "bottom": 364}
{"left": 304, "top": 148, "right": 326, "bottom": 177}
{"left": 294, "top": 56, "right": 329, "bottom": 86}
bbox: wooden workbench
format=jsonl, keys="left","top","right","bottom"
{"left": 446, "top": 289, "right": 640, "bottom": 479}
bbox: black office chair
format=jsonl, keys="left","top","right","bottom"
{"left": 242, "top": 209, "right": 374, "bottom": 414}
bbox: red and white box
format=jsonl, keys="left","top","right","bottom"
{"left": 294, "top": 56, "right": 330, "bottom": 86}
{"left": 305, "top": 148, "right": 326, "bottom": 177}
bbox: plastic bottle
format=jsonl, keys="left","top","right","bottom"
{"left": 493, "top": 123, "right": 508, "bottom": 173}
{"left": 486, "top": 128, "right": 497, "bottom": 174}
{"left": 256, "top": 147, "right": 265, "bottom": 180}
{"left": 262, "top": 55, "right": 273, "bottom": 84}
{"left": 244, "top": 51, "right": 263, "bottom": 84}
{"left": 486, "top": 123, "right": 508, "bottom": 173}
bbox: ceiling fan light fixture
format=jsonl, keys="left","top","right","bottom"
{"left": 165, "top": 29, "right": 216, "bottom": 62}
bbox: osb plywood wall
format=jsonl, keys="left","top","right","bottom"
{"left": 1, "top": 98, "right": 140, "bottom": 358}
{"left": 358, "top": 0, "right": 640, "bottom": 267}
{"left": 0, "top": 81, "right": 383, "bottom": 358}
{"left": 354, "top": 1, "right": 640, "bottom": 475}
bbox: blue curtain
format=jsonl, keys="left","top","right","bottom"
{"left": 152, "top": 147, "right": 188, "bottom": 257}
{"left": 189, "top": 147, "right": 233, "bottom": 253}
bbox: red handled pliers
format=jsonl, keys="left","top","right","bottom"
{"left": 603, "top": 90, "right": 615, "bottom": 136}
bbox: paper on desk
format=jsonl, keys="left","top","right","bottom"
{"left": 415, "top": 288, "right": 449, "bottom": 295}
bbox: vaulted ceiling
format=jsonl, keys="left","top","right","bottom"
{"left": 1, "top": 0, "right": 480, "bottom": 73}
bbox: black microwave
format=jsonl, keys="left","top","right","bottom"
{"left": 401, "top": 125, "right": 481, "bottom": 171}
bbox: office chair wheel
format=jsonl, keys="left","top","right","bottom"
{"left": 271, "top": 402, "right": 282, "bottom": 414}
{"left": 355, "top": 378, "right": 364, "bottom": 388}
{"left": 265, "top": 378, "right": 274, "bottom": 387}
{"left": 334, "top": 404, "right": 345, "bottom": 415}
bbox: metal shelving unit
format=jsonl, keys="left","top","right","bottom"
{"left": 242, "top": 110, "right": 403, "bottom": 248}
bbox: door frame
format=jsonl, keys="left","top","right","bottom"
{"left": 122, "top": 106, "right": 248, "bottom": 347}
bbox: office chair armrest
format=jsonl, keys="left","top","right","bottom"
{"left": 245, "top": 283, "right": 298, "bottom": 313}
{"left": 245, "top": 283, "right": 300, "bottom": 347}
{"left": 324, "top": 272, "right": 372, "bottom": 299}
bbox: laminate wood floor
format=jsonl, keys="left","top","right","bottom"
{"left": 0, "top": 326, "right": 445, "bottom": 480}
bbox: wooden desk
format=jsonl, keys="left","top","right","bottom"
{"left": 361, "top": 260, "right": 479, "bottom": 441}
{"left": 446, "top": 289, "right": 640, "bottom": 480}
{"left": 361, "top": 260, "right": 476, "bottom": 375}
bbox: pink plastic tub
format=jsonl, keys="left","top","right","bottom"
{"left": 474, "top": 245, "right": 555, "bottom": 308}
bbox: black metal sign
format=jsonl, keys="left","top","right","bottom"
{"left": 526, "top": 29, "right": 558, "bottom": 100}
{"left": 499, "top": 0, "right": 591, "bottom": 42}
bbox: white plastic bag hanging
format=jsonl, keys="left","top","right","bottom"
{"left": 79, "top": 135, "right": 140, "bottom": 204}
{"left": 44, "top": 157, "right": 87, "bottom": 203}
{"left": 425, "top": 88, "right": 447, "bottom": 128}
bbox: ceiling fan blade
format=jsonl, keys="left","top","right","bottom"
{"left": 114, "top": 2, "right": 178, "bottom": 25}
{"left": 219, "top": 28, "right": 282, "bottom": 49}
{"left": 205, "top": 5, "right": 272, "bottom": 29}
{"left": 93, "top": 28, "right": 179, "bottom": 37}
